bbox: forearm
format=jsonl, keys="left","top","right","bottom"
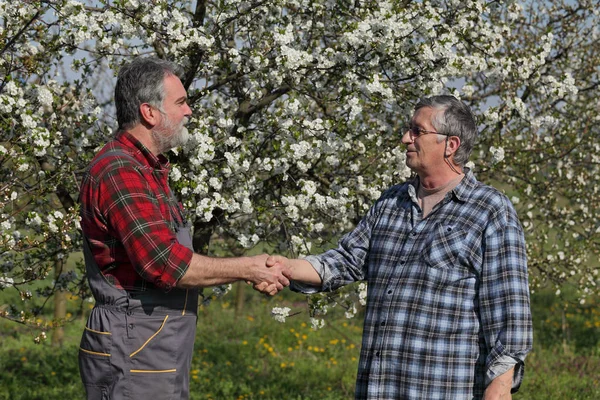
{"left": 288, "top": 258, "right": 322, "bottom": 285}
{"left": 176, "top": 253, "right": 252, "bottom": 288}
{"left": 484, "top": 367, "right": 514, "bottom": 400}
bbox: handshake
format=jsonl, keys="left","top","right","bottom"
{"left": 245, "top": 255, "right": 293, "bottom": 296}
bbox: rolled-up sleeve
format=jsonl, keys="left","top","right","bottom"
{"left": 97, "top": 166, "right": 192, "bottom": 290}
{"left": 480, "top": 202, "right": 533, "bottom": 392}
{"left": 290, "top": 190, "right": 388, "bottom": 294}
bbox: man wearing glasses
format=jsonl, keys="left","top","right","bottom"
{"left": 264, "top": 95, "right": 533, "bottom": 399}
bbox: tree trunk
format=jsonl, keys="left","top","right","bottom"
{"left": 234, "top": 281, "right": 246, "bottom": 319}
{"left": 51, "top": 184, "right": 76, "bottom": 347}
{"left": 51, "top": 258, "right": 66, "bottom": 347}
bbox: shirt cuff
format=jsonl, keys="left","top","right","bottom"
{"left": 163, "top": 244, "right": 193, "bottom": 291}
{"left": 486, "top": 355, "right": 520, "bottom": 389}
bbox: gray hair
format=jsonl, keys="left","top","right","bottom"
{"left": 415, "top": 95, "right": 478, "bottom": 167}
{"left": 115, "top": 57, "right": 185, "bottom": 132}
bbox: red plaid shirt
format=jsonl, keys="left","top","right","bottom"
{"left": 79, "top": 131, "right": 193, "bottom": 291}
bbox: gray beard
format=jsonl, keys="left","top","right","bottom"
{"left": 152, "top": 115, "right": 189, "bottom": 154}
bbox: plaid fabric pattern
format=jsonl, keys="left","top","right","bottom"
{"left": 303, "top": 170, "right": 533, "bottom": 399}
{"left": 79, "top": 131, "right": 192, "bottom": 291}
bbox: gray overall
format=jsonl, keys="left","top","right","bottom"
{"left": 79, "top": 152, "right": 199, "bottom": 400}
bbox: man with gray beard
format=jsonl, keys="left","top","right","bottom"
{"left": 78, "top": 57, "right": 291, "bottom": 400}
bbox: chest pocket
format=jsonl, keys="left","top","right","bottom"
{"left": 421, "top": 224, "right": 466, "bottom": 270}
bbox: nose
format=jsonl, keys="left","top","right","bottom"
{"left": 400, "top": 128, "right": 413, "bottom": 145}
{"left": 184, "top": 103, "right": 192, "bottom": 117}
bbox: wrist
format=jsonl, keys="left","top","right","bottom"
{"left": 241, "top": 256, "right": 257, "bottom": 282}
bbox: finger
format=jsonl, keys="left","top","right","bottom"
{"left": 246, "top": 281, "right": 253, "bottom": 286}
{"left": 266, "top": 283, "right": 277, "bottom": 292}
{"left": 254, "top": 282, "right": 268, "bottom": 292}
{"left": 264, "top": 283, "right": 278, "bottom": 295}
{"left": 278, "top": 274, "right": 290, "bottom": 287}
{"left": 281, "top": 267, "right": 293, "bottom": 279}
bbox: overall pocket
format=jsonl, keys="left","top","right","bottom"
{"left": 79, "top": 325, "right": 113, "bottom": 399}
{"left": 126, "top": 314, "right": 178, "bottom": 399}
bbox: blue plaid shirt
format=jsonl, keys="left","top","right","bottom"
{"left": 296, "top": 170, "right": 533, "bottom": 399}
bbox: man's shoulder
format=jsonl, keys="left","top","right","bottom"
{"left": 376, "top": 181, "right": 412, "bottom": 204}
{"left": 462, "top": 174, "right": 521, "bottom": 226}
{"left": 86, "top": 141, "right": 144, "bottom": 180}
{"left": 470, "top": 180, "right": 512, "bottom": 205}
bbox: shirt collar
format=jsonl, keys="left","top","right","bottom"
{"left": 408, "top": 168, "right": 476, "bottom": 204}
{"left": 451, "top": 168, "right": 477, "bottom": 203}
{"left": 115, "top": 131, "right": 170, "bottom": 170}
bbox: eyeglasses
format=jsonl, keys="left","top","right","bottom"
{"left": 404, "top": 125, "right": 451, "bottom": 141}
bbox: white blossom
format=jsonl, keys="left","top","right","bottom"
{"left": 271, "top": 306, "right": 291, "bottom": 323}
{"left": 310, "top": 317, "right": 325, "bottom": 330}
{"left": 489, "top": 146, "right": 505, "bottom": 163}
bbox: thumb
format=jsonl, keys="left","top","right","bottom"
{"left": 266, "top": 255, "right": 280, "bottom": 267}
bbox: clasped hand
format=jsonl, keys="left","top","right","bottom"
{"left": 246, "top": 255, "right": 290, "bottom": 296}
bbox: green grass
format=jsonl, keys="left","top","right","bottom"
{"left": 1, "top": 284, "right": 599, "bottom": 399}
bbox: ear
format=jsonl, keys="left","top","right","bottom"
{"left": 139, "top": 103, "right": 160, "bottom": 127}
{"left": 445, "top": 135, "right": 461, "bottom": 158}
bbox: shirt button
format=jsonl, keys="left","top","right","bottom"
{"left": 375, "top": 351, "right": 381, "bottom": 357}
{"left": 128, "top": 324, "right": 134, "bottom": 329}
{"left": 387, "top": 289, "right": 392, "bottom": 295}
{"left": 400, "top": 261, "right": 405, "bottom": 265}
{"left": 411, "top": 232, "right": 417, "bottom": 237}
{"left": 380, "top": 321, "right": 386, "bottom": 327}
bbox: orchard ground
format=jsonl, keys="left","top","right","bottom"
{"left": 1, "top": 282, "right": 599, "bottom": 400}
